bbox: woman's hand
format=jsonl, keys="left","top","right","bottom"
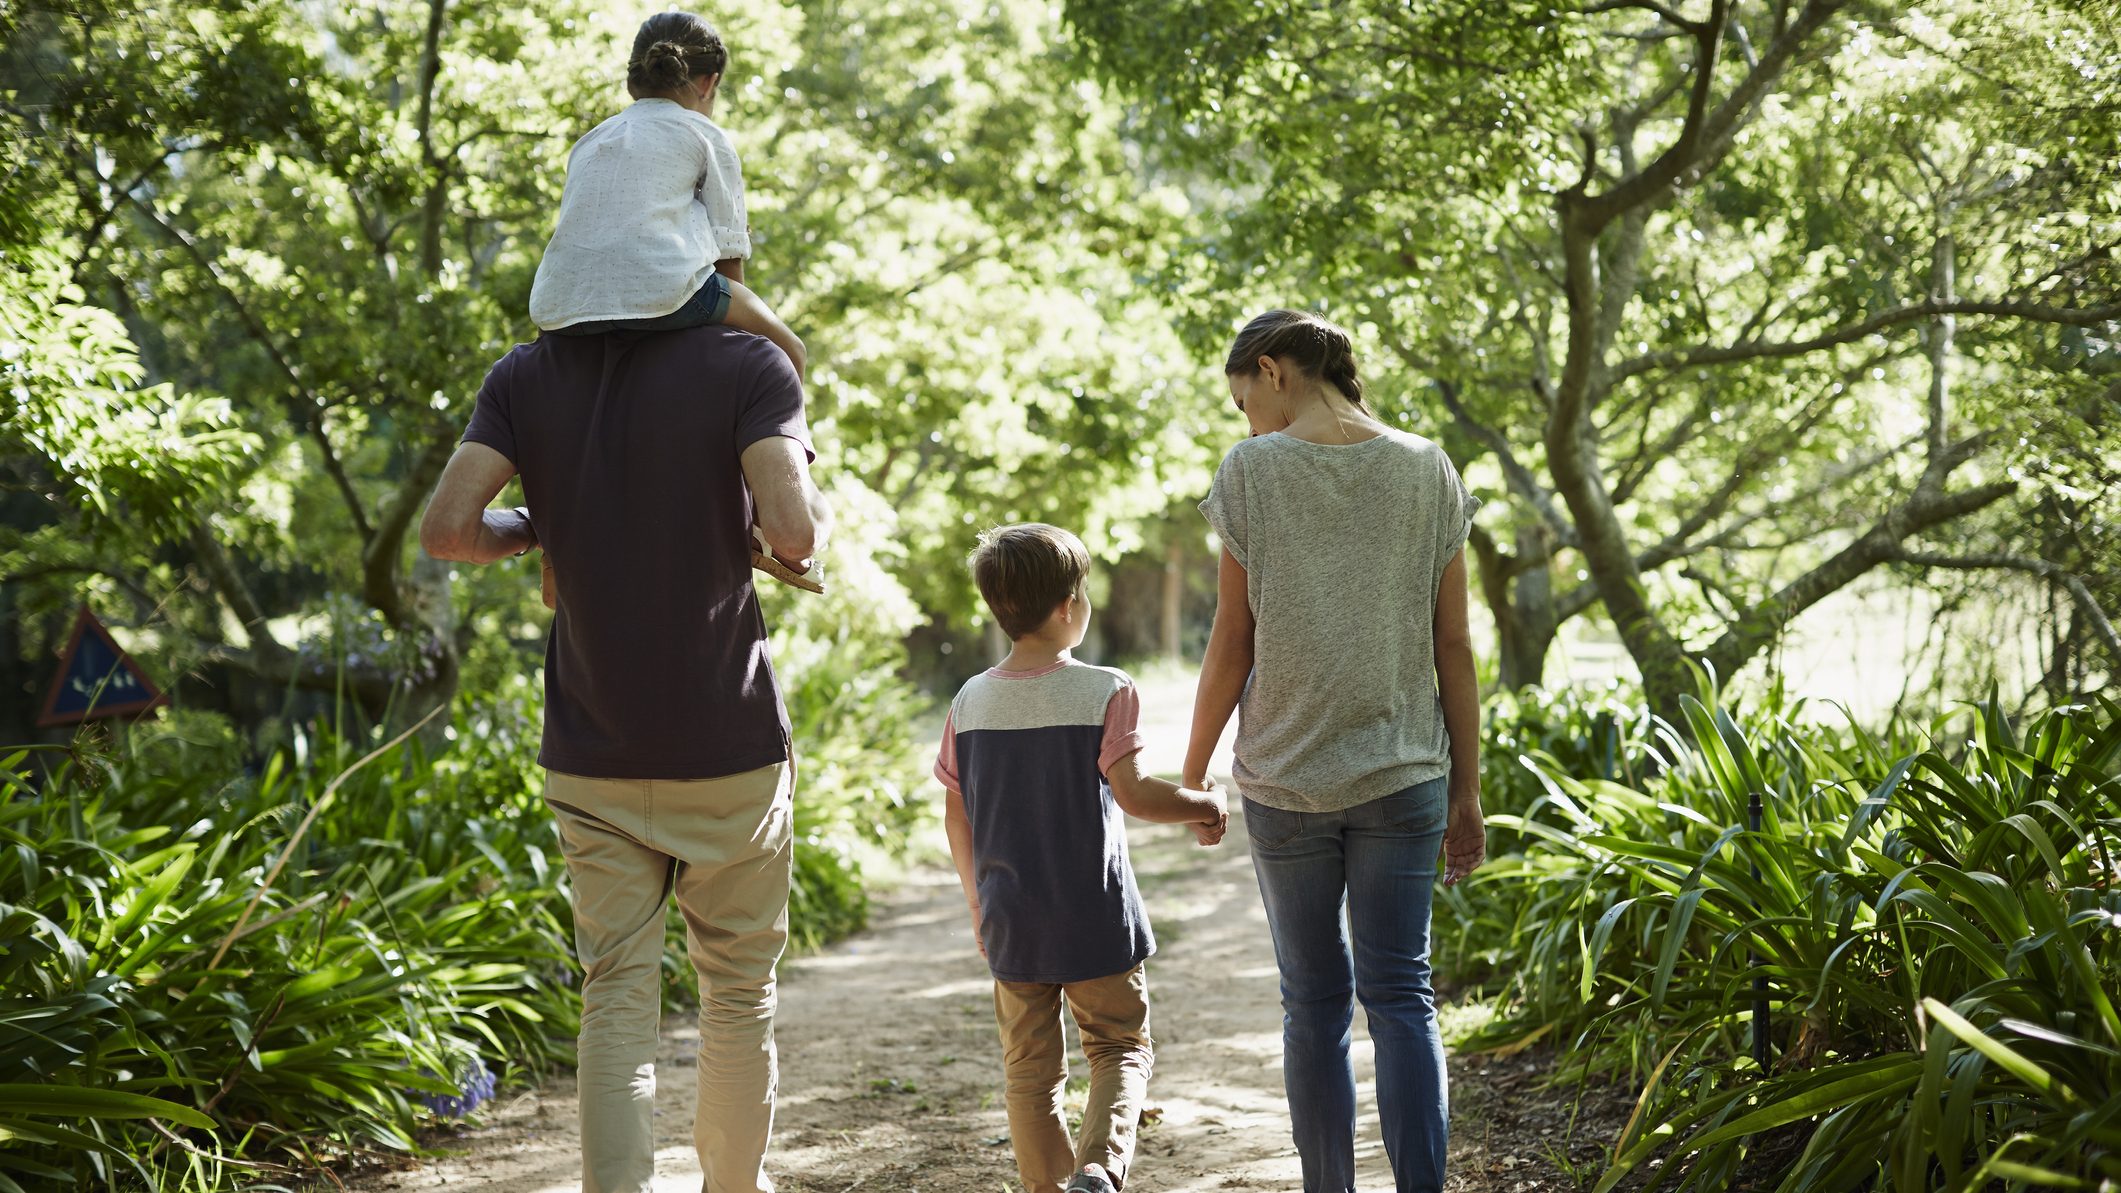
{"left": 1189, "top": 777, "right": 1228, "bottom": 847}
{"left": 1442, "top": 791, "right": 1485, "bottom": 886}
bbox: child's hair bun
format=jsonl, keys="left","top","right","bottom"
{"left": 636, "top": 40, "right": 691, "bottom": 92}
{"left": 626, "top": 13, "right": 729, "bottom": 97}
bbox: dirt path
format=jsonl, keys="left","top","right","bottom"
{"left": 351, "top": 823, "right": 1603, "bottom": 1193}
{"left": 353, "top": 671, "right": 1607, "bottom": 1192}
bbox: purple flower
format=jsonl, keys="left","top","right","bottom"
{"left": 417, "top": 1055, "right": 496, "bottom": 1119}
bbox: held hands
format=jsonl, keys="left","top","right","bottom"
{"left": 1189, "top": 776, "right": 1228, "bottom": 847}
{"left": 1441, "top": 787, "right": 1486, "bottom": 887}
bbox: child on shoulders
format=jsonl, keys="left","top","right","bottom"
{"left": 528, "top": 11, "right": 805, "bottom": 376}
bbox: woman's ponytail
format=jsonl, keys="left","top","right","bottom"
{"left": 1225, "top": 309, "right": 1372, "bottom": 414}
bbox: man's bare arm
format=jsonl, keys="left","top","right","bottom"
{"left": 740, "top": 436, "right": 831, "bottom": 565}
{"left": 420, "top": 443, "right": 534, "bottom": 564}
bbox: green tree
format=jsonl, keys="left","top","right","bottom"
{"left": 1069, "top": 0, "right": 2121, "bottom": 713}
{"left": 2, "top": 0, "right": 1221, "bottom": 735}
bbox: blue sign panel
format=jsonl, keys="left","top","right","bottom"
{"left": 37, "top": 608, "right": 168, "bottom": 727}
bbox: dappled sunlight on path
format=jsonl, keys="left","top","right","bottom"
{"left": 350, "top": 667, "right": 1579, "bottom": 1192}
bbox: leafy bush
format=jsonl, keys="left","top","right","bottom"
{"left": 0, "top": 548, "right": 935, "bottom": 1191}
{"left": 1444, "top": 680, "right": 2121, "bottom": 1190}
{"left": 761, "top": 474, "right": 933, "bottom": 949}
{"left": 0, "top": 727, "right": 578, "bottom": 1190}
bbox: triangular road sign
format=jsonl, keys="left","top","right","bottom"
{"left": 36, "top": 607, "right": 170, "bottom": 728}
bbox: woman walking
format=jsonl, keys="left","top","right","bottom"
{"left": 1182, "top": 309, "right": 1487, "bottom": 1193}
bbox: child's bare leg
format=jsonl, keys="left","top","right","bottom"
{"left": 721, "top": 278, "right": 807, "bottom": 377}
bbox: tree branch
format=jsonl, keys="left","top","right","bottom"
{"left": 1577, "top": 0, "right": 1732, "bottom": 228}
{"left": 415, "top": 0, "right": 451, "bottom": 278}
{"left": 1610, "top": 298, "right": 2121, "bottom": 382}
{"left": 1, "top": 564, "right": 159, "bottom": 622}
{"left": 124, "top": 193, "right": 376, "bottom": 541}
{"left": 1434, "top": 379, "right": 1577, "bottom": 545}
{"left": 1698, "top": 478, "right": 2019, "bottom": 679}
{"left": 190, "top": 524, "right": 291, "bottom": 661}
{"left": 1889, "top": 550, "right": 2121, "bottom": 661}
{"left": 361, "top": 434, "right": 456, "bottom": 629}
{"left": 1583, "top": 0, "right": 1849, "bottom": 230}
{"left": 1583, "top": 0, "right": 1706, "bottom": 33}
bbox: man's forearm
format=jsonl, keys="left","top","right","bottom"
{"left": 451, "top": 507, "right": 536, "bottom": 564}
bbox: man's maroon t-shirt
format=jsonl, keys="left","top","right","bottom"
{"left": 460, "top": 326, "right": 811, "bottom": 780}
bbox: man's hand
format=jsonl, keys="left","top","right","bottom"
{"left": 1442, "top": 790, "right": 1485, "bottom": 886}
{"left": 968, "top": 904, "right": 987, "bottom": 959}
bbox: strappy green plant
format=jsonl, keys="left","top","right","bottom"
{"left": 1443, "top": 680, "right": 2120, "bottom": 1191}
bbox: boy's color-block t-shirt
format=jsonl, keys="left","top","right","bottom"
{"left": 934, "top": 659, "right": 1154, "bottom": 985}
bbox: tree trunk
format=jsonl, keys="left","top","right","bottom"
{"left": 1161, "top": 536, "right": 1184, "bottom": 660}
{"left": 1498, "top": 528, "right": 1560, "bottom": 690}
{"left": 1551, "top": 201, "right": 1695, "bottom": 717}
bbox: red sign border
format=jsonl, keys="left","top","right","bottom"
{"left": 36, "top": 607, "right": 171, "bottom": 728}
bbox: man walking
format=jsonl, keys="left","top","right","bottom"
{"left": 420, "top": 322, "right": 828, "bottom": 1193}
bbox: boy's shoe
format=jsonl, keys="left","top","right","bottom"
{"left": 751, "top": 530, "right": 824, "bottom": 595}
{"left": 1065, "top": 1167, "right": 1117, "bottom": 1193}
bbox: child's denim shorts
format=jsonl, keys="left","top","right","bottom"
{"left": 550, "top": 272, "right": 731, "bottom": 336}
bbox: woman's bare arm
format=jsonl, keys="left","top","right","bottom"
{"left": 1433, "top": 549, "right": 1485, "bottom": 884}
{"left": 1184, "top": 548, "right": 1254, "bottom": 789}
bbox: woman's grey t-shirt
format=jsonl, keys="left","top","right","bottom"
{"left": 1199, "top": 429, "right": 1478, "bottom": 813}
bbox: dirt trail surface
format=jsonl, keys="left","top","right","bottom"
{"left": 352, "top": 672, "right": 1606, "bottom": 1193}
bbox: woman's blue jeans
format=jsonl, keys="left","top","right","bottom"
{"left": 1244, "top": 778, "right": 1449, "bottom": 1193}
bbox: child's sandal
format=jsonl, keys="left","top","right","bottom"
{"left": 751, "top": 531, "right": 824, "bottom": 595}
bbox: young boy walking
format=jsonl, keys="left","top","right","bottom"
{"left": 934, "top": 523, "right": 1227, "bottom": 1193}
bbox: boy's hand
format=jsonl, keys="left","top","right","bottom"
{"left": 540, "top": 551, "right": 556, "bottom": 610}
{"left": 1190, "top": 777, "right": 1228, "bottom": 847}
{"left": 968, "top": 904, "right": 986, "bottom": 959}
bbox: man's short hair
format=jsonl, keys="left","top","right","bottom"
{"left": 971, "top": 523, "right": 1091, "bottom": 641}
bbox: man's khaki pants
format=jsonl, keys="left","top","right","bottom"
{"left": 993, "top": 965, "right": 1155, "bottom": 1192}
{"left": 545, "top": 765, "right": 792, "bottom": 1193}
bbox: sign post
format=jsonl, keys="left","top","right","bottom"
{"left": 35, "top": 607, "right": 171, "bottom": 728}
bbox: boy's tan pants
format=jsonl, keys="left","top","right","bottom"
{"left": 545, "top": 765, "right": 792, "bottom": 1193}
{"left": 993, "top": 965, "right": 1155, "bottom": 1192}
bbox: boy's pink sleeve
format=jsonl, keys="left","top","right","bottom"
{"left": 1099, "top": 681, "right": 1148, "bottom": 776}
{"left": 934, "top": 710, "right": 962, "bottom": 794}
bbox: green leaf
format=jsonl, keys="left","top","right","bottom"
{"left": 0, "top": 1085, "right": 216, "bottom": 1130}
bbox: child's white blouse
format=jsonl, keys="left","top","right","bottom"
{"left": 528, "top": 99, "right": 750, "bottom": 331}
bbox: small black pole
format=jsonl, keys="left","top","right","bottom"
{"left": 1750, "top": 790, "right": 1770, "bottom": 1073}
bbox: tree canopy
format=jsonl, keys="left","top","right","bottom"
{"left": 1068, "top": 0, "right": 2120, "bottom": 713}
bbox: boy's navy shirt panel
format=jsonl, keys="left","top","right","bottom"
{"left": 937, "top": 661, "right": 1155, "bottom": 984}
